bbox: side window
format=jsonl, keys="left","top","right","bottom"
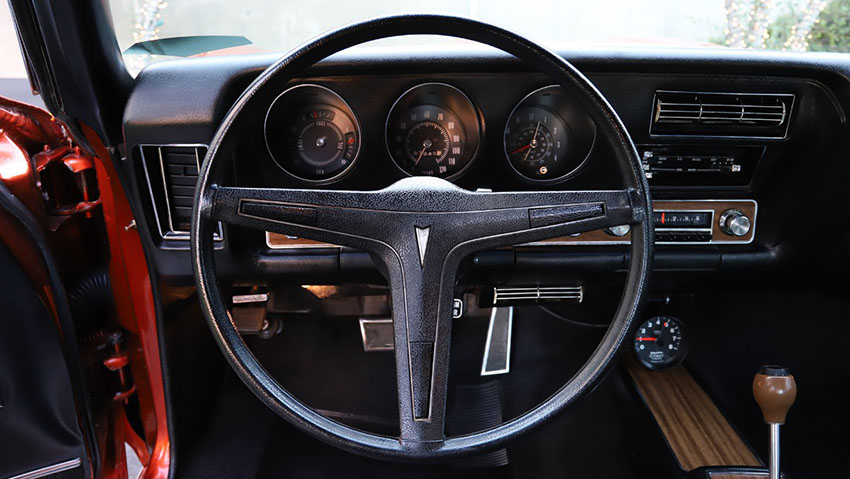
{"left": 0, "top": 2, "right": 42, "bottom": 106}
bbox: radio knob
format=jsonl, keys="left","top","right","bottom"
{"left": 719, "top": 209, "right": 751, "bottom": 237}
{"left": 604, "top": 224, "right": 631, "bottom": 237}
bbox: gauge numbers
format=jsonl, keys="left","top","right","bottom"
{"left": 389, "top": 105, "right": 467, "bottom": 177}
{"left": 505, "top": 106, "right": 570, "bottom": 180}
{"left": 264, "top": 84, "right": 361, "bottom": 183}
{"left": 385, "top": 83, "right": 481, "bottom": 180}
{"left": 633, "top": 315, "right": 688, "bottom": 370}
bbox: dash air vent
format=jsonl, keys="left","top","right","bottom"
{"left": 140, "top": 144, "right": 220, "bottom": 240}
{"left": 492, "top": 286, "right": 583, "bottom": 305}
{"left": 651, "top": 91, "right": 794, "bottom": 138}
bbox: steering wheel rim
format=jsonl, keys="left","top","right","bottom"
{"left": 191, "top": 14, "right": 652, "bottom": 462}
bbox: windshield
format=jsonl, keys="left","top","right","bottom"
{"left": 108, "top": 0, "right": 850, "bottom": 75}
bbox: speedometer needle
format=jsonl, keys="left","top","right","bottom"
{"left": 635, "top": 337, "right": 657, "bottom": 341}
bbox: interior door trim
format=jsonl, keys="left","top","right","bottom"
{"left": 7, "top": 458, "right": 81, "bottom": 479}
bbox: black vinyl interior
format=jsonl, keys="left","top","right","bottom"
{"left": 7, "top": 0, "right": 850, "bottom": 477}
{"left": 0, "top": 185, "right": 89, "bottom": 479}
{"left": 112, "top": 40, "right": 850, "bottom": 478}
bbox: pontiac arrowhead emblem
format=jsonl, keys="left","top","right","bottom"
{"left": 415, "top": 226, "right": 430, "bottom": 266}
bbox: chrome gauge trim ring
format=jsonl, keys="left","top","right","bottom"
{"left": 263, "top": 83, "right": 363, "bottom": 185}
{"left": 503, "top": 84, "right": 597, "bottom": 185}
{"left": 384, "top": 82, "right": 483, "bottom": 181}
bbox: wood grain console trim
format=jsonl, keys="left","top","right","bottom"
{"left": 625, "top": 357, "right": 762, "bottom": 471}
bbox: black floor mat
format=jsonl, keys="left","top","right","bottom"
{"left": 174, "top": 307, "right": 680, "bottom": 479}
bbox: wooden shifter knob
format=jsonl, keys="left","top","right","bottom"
{"left": 753, "top": 365, "right": 797, "bottom": 425}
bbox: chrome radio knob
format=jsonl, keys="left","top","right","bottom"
{"left": 719, "top": 209, "right": 751, "bottom": 237}
{"left": 604, "top": 224, "right": 631, "bottom": 237}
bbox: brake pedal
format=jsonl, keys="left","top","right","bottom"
{"left": 480, "top": 306, "right": 513, "bottom": 376}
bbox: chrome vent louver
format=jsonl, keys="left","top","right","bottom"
{"left": 492, "top": 286, "right": 583, "bottom": 305}
{"left": 140, "top": 144, "right": 220, "bottom": 240}
{"left": 651, "top": 91, "right": 794, "bottom": 138}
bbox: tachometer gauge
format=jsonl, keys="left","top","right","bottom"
{"left": 265, "top": 84, "right": 361, "bottom": 183}
{"left": 386, "top": 83, "right": 481, "bottom": 180}
{"left": 633, "top": 316, "right": 688, "bottom": 370}
{"left": 505, "top": 106, "right": 570, "bottom": 179}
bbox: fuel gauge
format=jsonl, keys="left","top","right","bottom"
{"left": 264, "top": 84, "right": 361, "bottom": 183}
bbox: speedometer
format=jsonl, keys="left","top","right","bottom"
{"left": 386, "top": 83, "right": 481, "bottom": 180}
{"left": 388, "top": 104, "right": 467, "bottom": 177}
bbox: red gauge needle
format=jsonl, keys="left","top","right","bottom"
{"left": 510, "top": 144, "right": 531, "bottom": 155}
{"left": 635, "top": 337, "right": 657, "bottom": 341}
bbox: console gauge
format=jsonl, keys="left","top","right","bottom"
{"left": 633, "top": 315, "right": 688, "bottom": 370}
{"left": 503, "top": 85, "right": 597, "bottom": 184}
{"left": 265, "top": 84, "right": 361, "bottom": 183}
{"left": 386, "top": 83, "right": 481, "bottom": 180}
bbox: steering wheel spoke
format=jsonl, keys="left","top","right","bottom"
{"left": 382, "top": 237, "right": 457, "bottom": 447}
{"left": 207, "top": 179, "right": 640, "bottom": 251}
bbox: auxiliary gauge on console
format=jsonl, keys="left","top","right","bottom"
{"left": 633, "top": 315, "right": 688, "bottom": 370}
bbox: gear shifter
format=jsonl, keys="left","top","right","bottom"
{"left": 753, "top": 365, "right": 797, "bottom": 479}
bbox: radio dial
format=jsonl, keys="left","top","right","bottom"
{"left": 719, "top": 209, "right": 751, "bottom": 237}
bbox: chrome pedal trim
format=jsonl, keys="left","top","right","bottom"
{"left": 481, "top": 307, "right": 513, "bottom": 376}
{"left": 359, "top": 318, "right": 394, "bottom": 351}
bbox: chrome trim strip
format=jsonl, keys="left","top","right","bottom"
{"left": 265, "top": 231, "right": 341, "bottom": 250}
{"left": 8, "top": 458, "right": 82, "bottom": 479}
{"left": 157, "top": 146, "right": 176, "bottom": 233}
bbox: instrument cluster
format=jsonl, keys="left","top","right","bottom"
{"left": 263, "top": 81, "right": 597, "bottom": 185}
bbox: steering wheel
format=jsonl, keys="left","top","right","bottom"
{"left": 191, "top": 15, "right": 652, "bottom": 462}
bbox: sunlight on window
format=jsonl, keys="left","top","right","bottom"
{"left": 107, "top": 0, "right": 850, "bottom": 75}
{"left": 0, "top": 2, "right": 28, "bottom": 79}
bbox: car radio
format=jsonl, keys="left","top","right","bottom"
{"left": 639, "top": 145, "right": 764, "bottom": 187}
{"left": 652, "top": 209, "right": 713, "bottom": 243}
{"left": 513, "top": 199, "right": 758, "bottom": 246}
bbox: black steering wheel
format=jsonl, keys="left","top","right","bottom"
{"left": 191, "top": 15, "right": 652, "bottom": 462}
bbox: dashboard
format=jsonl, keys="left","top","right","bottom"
{"left": 120, "top": 48, "right": 850, "bottom": 284}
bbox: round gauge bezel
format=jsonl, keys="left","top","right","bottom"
{"left": 503, "top": 85, "right": 597, "bottom": 185}
{"left": 264, "top": 84, "right": 362, "bottom": 185}
{"left": 633, "top": 315, "right": 689, "bottom": 371}
{"left": 385, "top": 82, "right": 482, "bottom": 181}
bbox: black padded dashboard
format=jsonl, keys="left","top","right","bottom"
{"left": 120, "top": 47, "right": 850, "bottom": 284}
